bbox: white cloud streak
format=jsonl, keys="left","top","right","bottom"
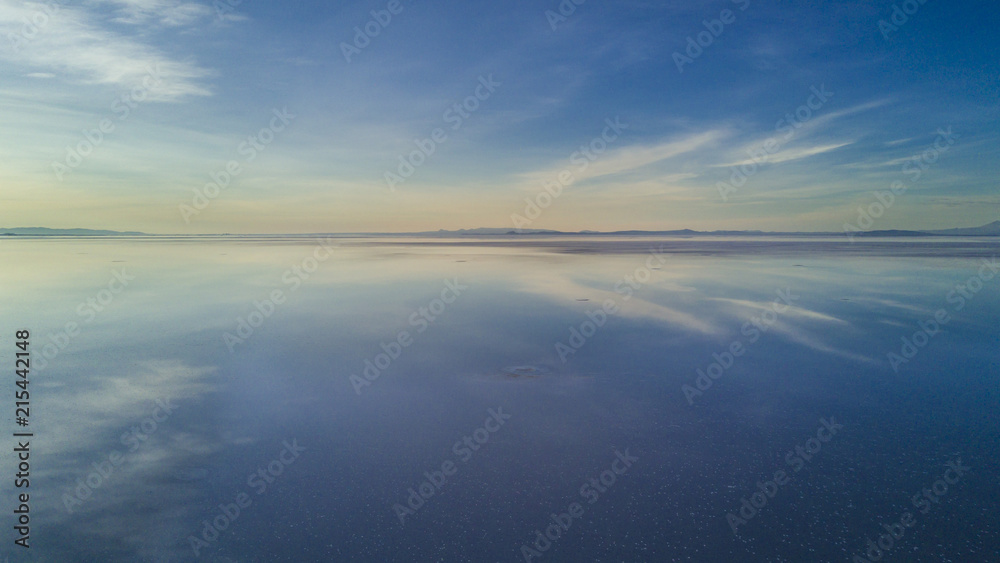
{"left": 0, "top": 0, "right": 214, "bottom": 100}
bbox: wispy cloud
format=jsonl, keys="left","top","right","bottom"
{"left": 768, "top": 142, "right": 853, "bottom": 164}
{"left": 718, "top": 141, "right": 854, "bottom": 169}
{"left": 699, "top": 99, "right": 890, "bottom": 185}
{"left": 0, "top": 0, "right": 213, "bottom": 100}
{"left": 516, "top": 130, "right": 726, "bottom": 191}
{"left": 95, "top": 0, "right": 215, "bottom": 26}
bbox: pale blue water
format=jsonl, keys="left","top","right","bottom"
{"left": 1, "top": 236, "right": 997, "bottom": 562}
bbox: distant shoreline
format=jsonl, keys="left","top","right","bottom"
{"left": 3, "top": 221, "right": 999, "bottom": 238}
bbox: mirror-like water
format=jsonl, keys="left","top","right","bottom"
{"left": 1, "top": 237, "right": 997, "bottom": 561}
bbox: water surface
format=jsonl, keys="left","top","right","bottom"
{"left": 1, "top": 236, "right": 997, "bottom": 562}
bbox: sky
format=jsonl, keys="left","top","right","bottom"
{"left": 0, "top": 0, "right": 998, "bottom": 234}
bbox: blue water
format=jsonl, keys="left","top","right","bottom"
{"left": 1, "top": 237, "right": 997, "bottom": 562}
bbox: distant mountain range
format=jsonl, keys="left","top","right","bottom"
{"left": 0, "top": 227, "right": 146, "bottom": 236}
{"left": 411, "top": 221, "right": 1000, "bottom": 237}
{"left": 2, "top": 221, "right": 999, "bottom": 237}
{"left": 921, "top": 221, "right": 1000, "bottom": 236}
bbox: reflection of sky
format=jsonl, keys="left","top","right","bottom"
{"left": 1, "top": 238, "right": 998, "bottom": 561}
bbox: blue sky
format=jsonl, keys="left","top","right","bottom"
{"left": 1, "top": 0, "right": 997, "bottom": 233}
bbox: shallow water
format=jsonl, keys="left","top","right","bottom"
{"left": 1, "top": 236, "right": 998, "bottom": 561}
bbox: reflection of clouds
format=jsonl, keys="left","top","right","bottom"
{"left": 36, "top": 359, "right": 215, "bottom": 458}
{"left": 512, "top": 270, "right": 720, "bottom": 335}
{"left": 710, "top": 297, "right": 849, "bottom": 325}
{"left": 707, "top": 296, "right": 875, "bottom": 363}
{"left": 14, "top": 359, "right": 224, "bottom": 561}
{"left": 767, "top": 318, "right": 876, "bottom": 364}
{"left": 849, "top": 296, "right": 937, "bottom": 316}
